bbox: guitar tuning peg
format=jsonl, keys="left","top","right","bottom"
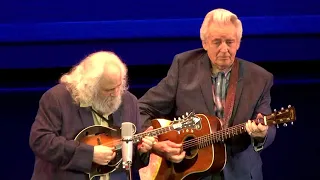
{"left": 281, "top": 107, "right": 284, "bottom": 111}
{"left": 283, "top": 123, "right": 287, "bottom": 127}
{"left": 288, "top": 105, "right": 291, "bottom": 108}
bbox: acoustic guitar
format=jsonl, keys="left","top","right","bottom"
{"left": 74, "top": 112, "right": 201, "bottom": 180}
{"left": 151, "top": 105, "right": 296, "bottom": 180}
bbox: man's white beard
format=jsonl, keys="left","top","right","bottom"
{"left": 92, "top": 94, "right": 122, "bottom": 115}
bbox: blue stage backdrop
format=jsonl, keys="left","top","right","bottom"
{"left": 0, "top": 0, "right": 320, "bottom": 68}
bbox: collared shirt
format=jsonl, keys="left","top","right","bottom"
{"left": 80, "top": 103, "right": 110, "bottom": 180}
{"left": 211, "top": 66, "right": 231, "bottom": 128}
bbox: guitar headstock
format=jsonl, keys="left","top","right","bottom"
{"left": 260, "top": 105, "right": 296, "bottom": 128}
{"left": 171, "top": 111, "right": 201, "bottom": 131}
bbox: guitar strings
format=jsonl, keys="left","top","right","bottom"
{"left": 181, "top": 115, "right": 275, "bottom": 149}
{"left": 99, "top": 122, "right": 246, "bottom": 148}
{"left": 181, "top": 123, "right": 246, "bottom": 149}
{"left": 90, "top": 117, "right": 271, "bottom": 149}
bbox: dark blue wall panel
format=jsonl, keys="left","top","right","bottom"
{"left": 1, "top": 36, "right": 319, "bottom": 68}
{"left": 1, "top": 0, "right": 319, "bottom": 23}
{"left": 1, "top": 16, "right": 319, "bottom": 43}
{"left": 1, "top": 0, "right": 319, "bottom": 69}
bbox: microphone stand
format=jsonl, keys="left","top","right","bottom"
{"left": 123, "top": 160, "right": 132, "bottom": 180}
{"left": 121, "top": 122, "right": 136, "bottom": 180}
{"left": 122, "top": 137, "right": 133, "bottom": 180}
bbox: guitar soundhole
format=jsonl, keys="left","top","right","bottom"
{"left": 174, "top": 135, "right": 198, "bottom": 173}
{"left": 184, "top": 136, "right": 198, "bottom": 159}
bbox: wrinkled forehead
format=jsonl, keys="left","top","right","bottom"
{"left": 207, "top": 23, "right": 238, "bottom": 40}
{"left": 99, "top": 67, "right": 122, "bottom": 90}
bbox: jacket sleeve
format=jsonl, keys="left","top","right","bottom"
{"left": 138, "top": 55, "right": 180, "bottom": 128}
{"left": 29, "top": 90, "right": 94, "bottom": 172}
{"left": 251, "top": 73, "right": 276, "bottom": 152}
{"left": 131, "top": 94, "right": 150, "bottom": 169}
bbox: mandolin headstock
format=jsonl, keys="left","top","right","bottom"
{"left": 171, "top": 111, "right": 201, "bottom": 132}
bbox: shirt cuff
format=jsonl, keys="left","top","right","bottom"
{"left": 251, "top": 135, "right": 267, "bottom": 152}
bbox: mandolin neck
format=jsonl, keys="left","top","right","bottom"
{"left": 133, "top": 125, "right": 175, "bottom": 143}
{"left": 114, "top": 124, "right": 176, "bottom": 151}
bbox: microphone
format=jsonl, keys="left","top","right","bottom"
{"left": 121, "top": 122, "right": 134, "bottom": 171}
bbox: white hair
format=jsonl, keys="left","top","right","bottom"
{"left": 200, "top": 8, "right": 243, "bottom": 41}
{"left": 59, "top": 51, "right": 128, "bottom": 106}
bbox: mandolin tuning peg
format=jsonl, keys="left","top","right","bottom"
{"left": 182, "top": 115, "right": 185, "bottom": 118}
{"left": 291, "top": 122, "right": 294, "bottom": 125}
{"left": 178, "top": 117, "right": 181, "bottom": 120}
{"left": 281, "top": 107, "right": 284, "bottom": 111}
{"left": 276, "top": 124, "right": 279, "bottom": 128}
{"left": 174, "top": 117, "right": 177, "bottom": 121}
{"left": 274, "top": 109, "right": 277, "bottom": 112}
{"left": 288, "top": 105, "right": 291, "bottom": 108}
{"left": 283, "top": 123, "right": 287, "bottom": 127}
{"left": 186, "top": 112, "right": 189, "bottom": 116}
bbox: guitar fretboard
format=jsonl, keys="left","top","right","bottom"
{"left": 182, "top": 123, "right": 247, "bottom": 150}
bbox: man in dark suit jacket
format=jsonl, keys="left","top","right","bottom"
{"left": 138, "top": 8, "right": 276, "bottom": 180}
{"left": 29, "top": 51, "right": 156, "bottom": 180}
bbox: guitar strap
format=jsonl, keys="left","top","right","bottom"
{"left": 222, "top": 58, "right": 239, "bottom": 129}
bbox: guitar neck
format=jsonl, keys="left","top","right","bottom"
{"left": 182, "top": 122, "right": 247, "bottom": 150}
{"left": 181, "top": 104, "right": 296, "bottom": 150}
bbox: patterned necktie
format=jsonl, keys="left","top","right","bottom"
{"left": 214, "top": 72, "right": 226, "bottom": 120}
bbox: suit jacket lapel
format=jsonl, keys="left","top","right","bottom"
{"left": 78, "top": 107, "right": 94, "bottom": 128}
{"left": 199, "top": 54, "right": 215, "bottom": 115}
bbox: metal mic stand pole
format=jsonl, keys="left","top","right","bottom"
{"left": 124, "top": 162, "right": 132, "bottom": 180}
{"left": 126, "top": 166, "right": 132, "bottom": 180}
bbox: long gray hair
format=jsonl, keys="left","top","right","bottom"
{"left": 59, "top": 51, "right": 128, "bottom": 106}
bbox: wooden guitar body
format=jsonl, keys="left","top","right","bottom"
{"left": 140, "top": 106, "right": 296, "bottom": 180}
{"left": 152, "top": 114, "right": 226, "bottom": 180}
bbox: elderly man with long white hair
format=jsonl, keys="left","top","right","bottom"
{"left": 29, "top": 51, "right": 156, "bottom": 180}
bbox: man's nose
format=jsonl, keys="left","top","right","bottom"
{"left": 220, "top": 42, "right": 228, "bottom": 52}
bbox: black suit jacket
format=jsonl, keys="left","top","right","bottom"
{"left": 139, "top": 48, "right": 276, "bottom": 180}
{"left": 29, "top": 84, "right": 149, "bottom": 180}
